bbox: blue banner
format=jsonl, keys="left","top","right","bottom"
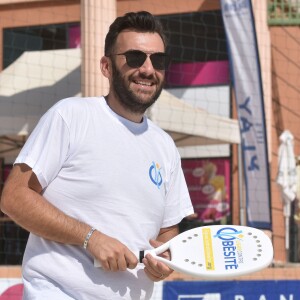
{"left": 220, "top": 0, "right": 271, "bottom": 229}
{"left": 163, "top": 281, "right": 300, "bottom": 300}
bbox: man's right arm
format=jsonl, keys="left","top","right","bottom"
{"left": 0, "top": 163, "right": 137, "bottom": 271}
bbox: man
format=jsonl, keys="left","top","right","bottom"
{"left": 1, "top": 11, "right": 194, "bottom": 300}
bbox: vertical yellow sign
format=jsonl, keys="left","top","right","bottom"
{"left": 202, "top": 228, "right": 215, "bottom": 270}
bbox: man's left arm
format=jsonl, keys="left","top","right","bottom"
{"left": 142, "top": 224, "right": 179, "bottom": 281}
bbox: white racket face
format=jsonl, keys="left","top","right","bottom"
{"left": 167, "top": 225, "right": 273, "bottom": 278}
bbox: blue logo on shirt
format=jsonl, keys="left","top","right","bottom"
{"left": 149, "top": 162, "right": 163, "bottom": 189}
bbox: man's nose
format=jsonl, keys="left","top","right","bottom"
{"left": 139, "top": 56, "right": 155, "bottom": 74}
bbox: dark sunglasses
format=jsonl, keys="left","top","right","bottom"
{"left": 111, "top": 50, "right": 171, "bottom": 70}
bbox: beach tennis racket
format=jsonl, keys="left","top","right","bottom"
{"left": 94, "top": 225, "right": 273, "bottom": 279}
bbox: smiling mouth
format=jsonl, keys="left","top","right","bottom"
{"left": 133, "top": 80, "right": 154, "bottom": 87}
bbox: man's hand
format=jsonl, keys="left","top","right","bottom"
{"left": 142, "top": 239, "right": 174, "bottom": 281}
{"left": 87, "top": 230, "right": 138, "bottom": 271}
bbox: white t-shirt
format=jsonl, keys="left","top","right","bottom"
{"left": 15, "top": 96, "right": 194, "bottom": 300}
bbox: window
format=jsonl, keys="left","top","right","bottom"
{"left": 3, "top": 22, "right": 80, "bottom": 69}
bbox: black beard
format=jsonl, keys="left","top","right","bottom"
{"left": 111, "top": 60, "right": 164, "bottom": 114}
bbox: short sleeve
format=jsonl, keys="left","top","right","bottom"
{"left": 15, "top": 108, "right": 70, "bottom": 189}
{"left": 162, "top": 153, "right": 194, "bottom": 228}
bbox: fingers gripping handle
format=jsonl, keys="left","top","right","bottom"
{"left": 134, "top": 242, "right": 170, "bottom": 263}
{"left": 94, "top": 242, "right": 170, "bottom": 268}
{"left": 134, "top": 249, "right": 158, "bottom": 262}
{"left": 94, "top": 250, "right": 151, "bottom": 268}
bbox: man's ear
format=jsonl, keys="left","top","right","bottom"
{"left": 100, "top": 56, "right": 111, "bottom": 78}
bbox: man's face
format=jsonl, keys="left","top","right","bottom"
{"left": 109, "top": 30, "right": 166, "bottom": 114}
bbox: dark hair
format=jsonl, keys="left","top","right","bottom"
{"left": 104, "top": 11, "right": 167, "bottom": 56}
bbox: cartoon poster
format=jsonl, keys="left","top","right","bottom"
{"left": 182, "top": 158, "right": 231, "bottom": 223}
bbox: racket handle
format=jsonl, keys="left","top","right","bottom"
{"left": 136, "top": 250, "right": 146, "bottom": 263}
{"left": 133, "top": 250, "right": 153, "bottom": 263}
{"left": 94, "top": 250, "right": 152, "bottom": 268}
